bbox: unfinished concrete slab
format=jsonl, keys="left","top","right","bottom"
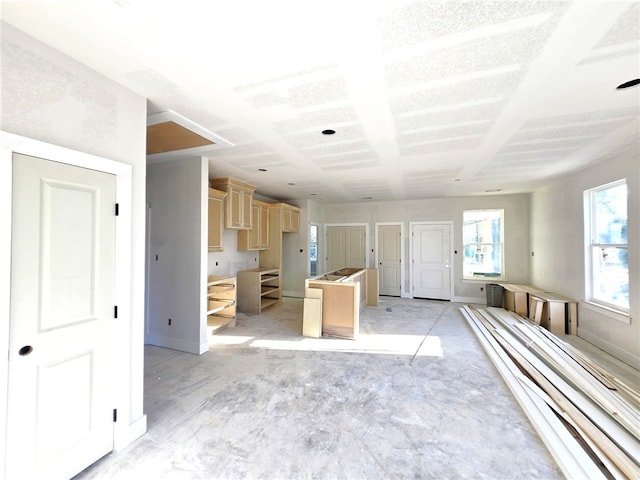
{"left": 76, "top": 297, "right": 566, "bottom": 479}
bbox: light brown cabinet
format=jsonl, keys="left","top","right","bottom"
{"left": 209, "top": 177, "right": 256, "bottom": 230}
{"left": 282, "top": 204, "right": 300, "bottom": 232}
{"left": 237, "top": 199, "right": 269, "bottom": 251}
{"left": 207, "top": 188, "right": 226, "bottom": 251}
{"left": 237, "top": 268, "right": 281, "bottom": 313}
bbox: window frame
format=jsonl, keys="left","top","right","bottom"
{"left": 462, "top": 209, "right": 505, "bottom": 281}
{"left": 584, "top": 179, "right": 629, "bottom": 313}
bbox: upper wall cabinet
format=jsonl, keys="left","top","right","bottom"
{"left": 210, "top": 177, "right": 256, "bottom": 230}
{"left": 208, "top": 188, "right": 226, "bottom": 251}
{"left": 237, "top": 199, "right": 270, "bottom": 251}
{"left": 282, "top": 204, "right": 300, "bottom": 233}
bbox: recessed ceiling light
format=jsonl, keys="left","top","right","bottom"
{"left": 616, "top": 79, "right": 640, "bottom": 89}
{"left": 288, "top": 182, "right": 295, "bottom": 186}
{"left": 454, "top": 178, "right": 461, "bottom": 182}
{"left": 321, "top": 129, "right": 336, "bottom": 135}
{"left": 258, "top": 168, "right": 267, "bottom": 172}
{"left": 362, "top": 196, "right": 373, "bottom": 200}
{"left": 310, "top": 193, "right": 317, "bottom": 196}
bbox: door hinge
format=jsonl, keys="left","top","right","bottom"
{"left": 115, "top": 203, "right": 119, "bottom": 216}
{"left": 113, "top": 409, "right": 117, "bottom": 422}
{"left": 114, "top": 306, "right": 118, "bottom": 318}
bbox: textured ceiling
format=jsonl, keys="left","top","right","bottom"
{"left": 1, "top": 0, "right": 639, "bottom": 204}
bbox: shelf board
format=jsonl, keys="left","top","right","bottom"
{"left": 207, "top": 314, "right": 236, "bottom": 334}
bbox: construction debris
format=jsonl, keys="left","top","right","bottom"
{"left": 460, "top": 305, "right": 640, "bottom": 480}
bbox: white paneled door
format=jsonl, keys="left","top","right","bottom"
{"left": 326, "top": 225, "right": 366, "bottom": 271}
{"left": 7, "top": 154, "right": 116, "bottom": 479}
{"left": 412, "top": 223, "right": 451, "bottom": 300}
{"left": 377, "top": 224, "right": 401, "bottom": 296}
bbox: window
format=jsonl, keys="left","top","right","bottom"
{"left": 309, "top": 224, "right": 318, "bottom": 276}
{"left": 585, "top": 180, "right": 628, "bottom": 311}
{"left": 463, "top": 209, "right": 504, "bottom": 279}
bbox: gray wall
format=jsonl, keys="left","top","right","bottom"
{"left": 147, "top": 157, "right": 208, "bottom": 354}
{"left": 318, "top": 194, "right": 531, "bottom": 301}
{"left": 1, "top": 22, "right": 147, "bottom": 440}
{"left": 531, "top": 153, "right": 639, "bottom": 368}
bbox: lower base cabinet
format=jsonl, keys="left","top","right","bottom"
{"left": 237, "top": 268, "right": 281, "bottom": 314}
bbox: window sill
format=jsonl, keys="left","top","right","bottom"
{"left": 462, "top": 278, "right": 505, "bottom": 284}
{"left": 581, "top": 301, "right": 631, "bottom": 325}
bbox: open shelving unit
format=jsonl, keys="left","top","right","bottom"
{"left": 207, "top": 275, "right": 237, "bottom": 334}
{"left": 237, "top": 267, "right": 281, "bottom": 314}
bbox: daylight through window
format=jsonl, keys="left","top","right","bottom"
{"left": 463, "top": 209, "right": 504, "bottom": 279}
{"left": 585, "top": 180, "right": 629, "bottom": 311}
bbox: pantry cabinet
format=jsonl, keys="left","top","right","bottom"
{"left": 237, "top": 199, "right": 270, "bottom": 251}
{"left": 209, "top": 177, "right": 256, "bottom": 230}
{"left": 207, "top": 188, "right": 226, "bottom": 251}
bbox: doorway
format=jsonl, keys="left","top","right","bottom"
{"left": 410, "top": 222, "right": 453, "bottom": 301}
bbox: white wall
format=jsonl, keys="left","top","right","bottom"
{"left": 208, "top": 229, "right": 260, "bottom": 276}
{"left": 147, "top": 157, "right": 209, "bottom": 355}
{"left": 531, "top": 154, "right": 639, "bottom": 368}
{"left": 1, "top": 23, "right": 147, "bottom": 449}
{"left": 320, "top": 194, "right": 531, "bottom": 301}
{"left": 282, "top": 200, "right": 308, "bottom": 297}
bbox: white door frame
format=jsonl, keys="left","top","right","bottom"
{"left": 409, "top": 221, "right": 455, "bottom": 300}
{"left": 375, "top": 222, "right": 406, "bottom": 297}
{"left": 324, "top": 223, "right": 370, "bottom": 269}
{"left": 0, "top": 131, "right": 142, "bottom": 473}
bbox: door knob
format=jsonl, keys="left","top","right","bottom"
{"left": 18, "top": 346, "right": 33, "bottom": 356}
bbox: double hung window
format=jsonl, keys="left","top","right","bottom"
{"left": 463, "top": 209, "right": 504, "bottom": 279}
{"left": 585, "top": 180, "right": 628, "bottom": 311}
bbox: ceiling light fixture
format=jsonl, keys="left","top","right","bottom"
{"left": 321, "top": 129, "right": 336, "bottom": 135}
{"left": 616, "top": 79, "right": 640, "bottom": 89}
{"left": 288, "top": 182, "right": 295, "bottom": 186}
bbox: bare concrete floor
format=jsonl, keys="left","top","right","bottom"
{"left": 77, "top": 297, "right": 581, "bottom": 479}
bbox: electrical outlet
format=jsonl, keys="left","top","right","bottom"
{"left": 168, "top": 318, "right": 172, "bottom": 326}
{"left": 215, "top": 261, "right": 219, "bottom": 266}
{"left": 480, "top": 287, "right": 484, "bottom": 292}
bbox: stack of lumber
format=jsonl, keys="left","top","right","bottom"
{"left": 460, "top": 305, "right": 640, "bottom": 480}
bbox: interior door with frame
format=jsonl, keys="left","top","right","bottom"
{"left": 326, "top": 225, "right": 366, "bottom": 271}
{"left": 7, "top": 153, "right": 116, "bottom": 479}
{"left": 411, "top": 223, "right": 452, "bottom": 300}
{"left": 377, "top": 224, "right": 401, "bottom": 296}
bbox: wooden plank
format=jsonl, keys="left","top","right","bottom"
{"left": 477, "top": 307, "right": 640, "bottom": 471}
{"left": 460, "top": 306, "right": 607, "bottom": 480}
{"left": 366, "top": 268, "right": 378, "bottom": 306}
{"left": 302, "top": 288, "right": 322, "bottom": 338}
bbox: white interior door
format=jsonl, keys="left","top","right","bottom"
{"left": 412, "top": 223, "right": 451, "bottom": 300}
{"left": 7, "top": 153, "right": 116, "bottom": 479}
{"left": 377, "top": 224, "right": 401, "bottom": 296}
{"left": 326, "top": 226, "right": 346, "bottom": 272}
{"left": 345, "top": 226, "right": 366, "bottom": 268}
{"left": 326, "top": 225, "right": 366, "bottom": 271}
